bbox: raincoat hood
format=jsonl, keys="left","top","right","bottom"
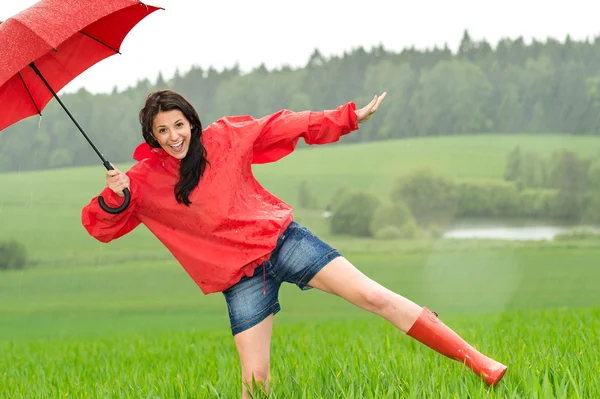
{"left": 132, "top": 142, "right": 165, "bottom": 161}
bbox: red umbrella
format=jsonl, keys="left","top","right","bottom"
{"left": 0, "top": 0, "right": 162, "bottom": 213}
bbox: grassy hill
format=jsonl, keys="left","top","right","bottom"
{"left": 1, "top": 134, "right": 599, "bottom": 265}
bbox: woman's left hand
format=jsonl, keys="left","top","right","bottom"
{"left": 356, "top": 92, "right": 387, "bottom": 124}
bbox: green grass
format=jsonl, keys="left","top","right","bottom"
{"left": 1, "top": 244, "right": 600, "bottom": 397}
{"left": 1, "top": 134, "right": 600, "bottom": 397}
{"left": 0, "top": 242, "right": 600, "bottom": 339}
{"left": 2, "top": 243, "right": 599, "bottom": 340}
{"left": 2, "top": 308, "right": 599, "bottom": 398}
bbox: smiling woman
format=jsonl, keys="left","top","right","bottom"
{"left": 81, "top": 89, "right": 507, "bottom": 398}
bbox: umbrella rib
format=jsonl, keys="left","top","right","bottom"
{"left": 17, "top": 72, "right": 42, "bottom": 116}
{"left": 78, "top": 31, "right": 121, "bottom": 55}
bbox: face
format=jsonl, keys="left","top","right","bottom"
{"left": 152, "top": 109, "right": 192, "bottom": 159}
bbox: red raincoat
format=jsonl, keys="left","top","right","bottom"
{"left": 82, "top": 102, "right": 358, "bottom": 294}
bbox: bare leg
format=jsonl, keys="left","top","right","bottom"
{"left": 307, "top": 256, "right": 422, "bottom": 332}
{"left": 233, "top": 315, "right": 273, "bottom": 399}
{"left": 307, "top": 257, "right": 507, "bottom": 386}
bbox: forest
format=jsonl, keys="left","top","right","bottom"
{"left": 2, "top": 30, "right": 600, "bottom": 172}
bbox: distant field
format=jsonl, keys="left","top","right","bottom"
{"left": 1, "top": 242, "right": 599, "bottom": 341}
{"left": 254, "top": 133, "right": 600, "bottom": 204}
{"left": 0, "top": 134, "right": 599, "bottom": 264}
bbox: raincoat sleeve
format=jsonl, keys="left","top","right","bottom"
{"left": 251, "top": 102, "right": 358, "bottom": 164}
{"left": 81, "top": 173, "right": 142, "bottom": 243}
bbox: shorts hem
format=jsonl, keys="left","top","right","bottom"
{"left": 297, "top": 250, "right": 342, "bottom": 290}
{"left": 231, "top": 301, "right": 281, "bottom": 336}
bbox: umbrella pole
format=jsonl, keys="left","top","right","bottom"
{"left": 28, "top": 62, "right": 131, "bottom": 214}
{"left": 29, "top": 62, "right": 110, "bottom": 168}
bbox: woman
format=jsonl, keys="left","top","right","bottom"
{"left": 82, "top": 90, "right": 507, "bottom": 397}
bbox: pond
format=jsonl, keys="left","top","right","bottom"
{"left": 442, "top": 223, "right": 600, "bottom": 241}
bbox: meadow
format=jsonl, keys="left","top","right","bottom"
{"left": 1, "top": 133, "right": 598, "bottom": 265}
{"left": 1, "top": 134, "right": 600, "bottom": 398}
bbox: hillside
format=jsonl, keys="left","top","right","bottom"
{"left": 1, "top": 133, "right": 598, "bottom": 265}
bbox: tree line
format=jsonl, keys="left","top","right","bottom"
{"left": 3, "top": 30, "right": 600, "bottom": 172}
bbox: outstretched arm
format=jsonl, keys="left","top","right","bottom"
{"left": 252, "top": 93, "right": 386, "bottom": 164}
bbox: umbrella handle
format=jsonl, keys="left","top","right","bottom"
{"left": 98, "top": 188, "right": 131, "bottom": 214}
{"left": 98, "top": 161, "right": 131, "bottom": 214}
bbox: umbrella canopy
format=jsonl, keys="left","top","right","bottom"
{"left": 0, "top": 0, "right": 162, "bottom": 213}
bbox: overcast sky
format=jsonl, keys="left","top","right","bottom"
{"left": 2, "top": 0, "right": 599, "bottom": 94}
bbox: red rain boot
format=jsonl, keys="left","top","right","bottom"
{"left": 406, "top": 307, "right": 507, "bottom": 386}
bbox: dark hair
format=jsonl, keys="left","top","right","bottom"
{"left": 139, "top": 90, "right": 209, "bottom": 206}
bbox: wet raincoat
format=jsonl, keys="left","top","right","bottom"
{"left": 81, "top": 102, "right": 358, "bottom": 294}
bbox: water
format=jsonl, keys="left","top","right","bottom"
{"left": 443, "top": 223, "right": 600, "bottom": 241}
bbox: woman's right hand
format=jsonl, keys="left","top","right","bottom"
{"left": 106, "top": 166, "right": 130, "bottom": 198}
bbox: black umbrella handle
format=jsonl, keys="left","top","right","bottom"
{"left": 98, "top": 161, "right": 131, "bottom": 214}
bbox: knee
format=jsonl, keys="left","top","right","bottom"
{"left": 361, "top": 287, "right": 393, "bottom": 314}
{"left": 242, "top": 364, "right": 270, "bottom": 386}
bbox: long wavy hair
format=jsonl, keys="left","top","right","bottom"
{"left": 139, "top": 90, "right": 209, "bottom": 206}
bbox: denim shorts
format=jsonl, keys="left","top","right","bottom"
{"left": 222, "top": 221, "right": 341, "bottom": 336}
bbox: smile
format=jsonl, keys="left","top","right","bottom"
{"left": 169, "top": 140, "right": 185, "bottom": 152}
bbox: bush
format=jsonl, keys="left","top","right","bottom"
{"left": 370, "top": 201, "right": 417, "bottom": 236}
{"left": 373, "top": 226, "right": 401, "bottom": 240}
{"left": 454, "top": 180, "right": 583, "bottom": 220}
{"left": 548, "top": 150, "right": 589, "bottom": 194}
{"left": 455, "top": 180, "right": 521, "bottom": 218}
{"left": 330, "top": 190, "right": 381, "bottom": 237}
{"left": 391, "top": 168, "right": 458, "bottom": 227}
{"left": 517, "top": 189, "right": 558, "bottom": 218}
{"left": 582, "top": 191, "right": 600, "bottom": 224}
{"left": 0, "top": 239, "right": 28, "bottom": 270}
{"left": 374, "top": 225, "right": 402, "bottom": 240}
{"left": 504, "top": 146, "right": 549, "bottom": 188}
{"left": 550, "top": 192, "right": 585, "bottom": 221}
{"left": 588, "top": 160, "right": 600, "bottom": 191}
{"left": 374, "top": 222, "right": 419, "bottom": 240}
{"left": 326, "top": 187, "right": 351, "bottom": 211}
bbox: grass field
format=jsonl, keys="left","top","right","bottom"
{"left": 2, "top": 309, "right": 598, "bottom": 398}
{"left": 1, "top": 134, "right": 600, "bottom": 397}
{"left": 1, "top": 244, "right": 599, "bottom": 397}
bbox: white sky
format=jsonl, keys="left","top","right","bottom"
{"left": 2, "top": 0, "right": 599, "bottom": 94}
